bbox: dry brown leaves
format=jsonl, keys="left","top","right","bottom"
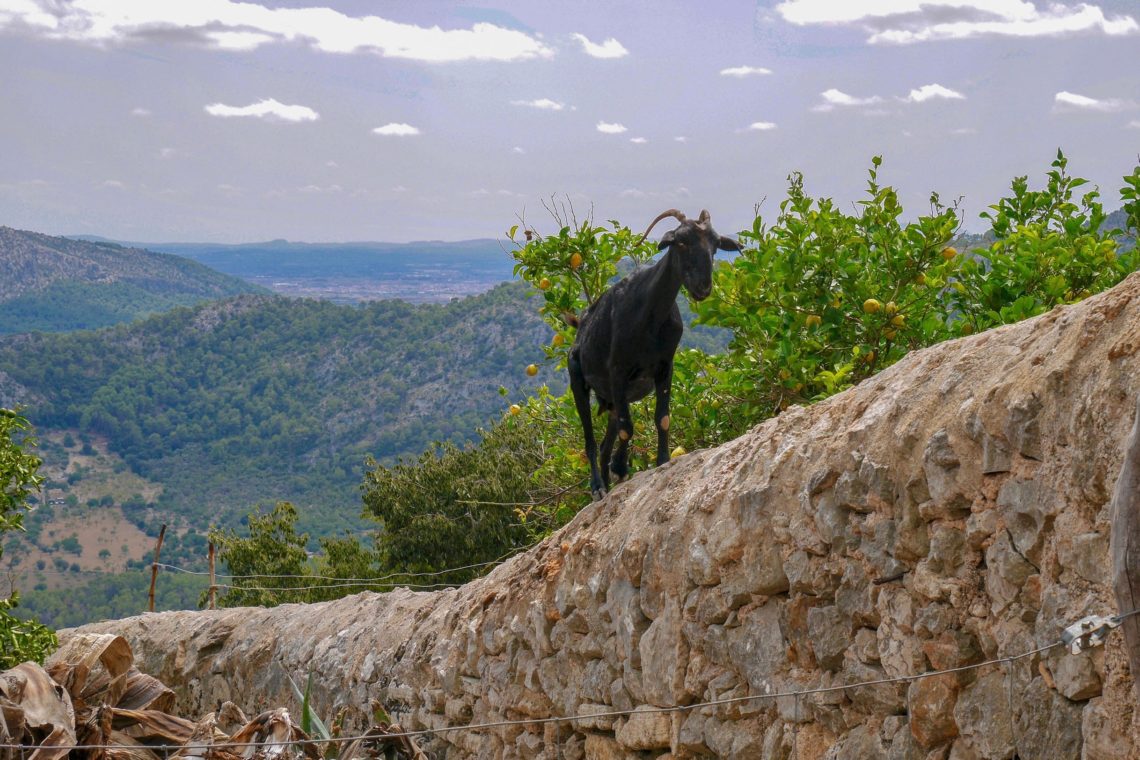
{"left": 0, "top": 635, "right": 423, "bottom": 760}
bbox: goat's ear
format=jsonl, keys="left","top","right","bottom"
{"left": 657, "top": 229, "right": 676, "bottom": 250}
{"left": 717, "top": 235, "right": 742, "bottom": 253}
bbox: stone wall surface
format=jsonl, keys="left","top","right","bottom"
{"left": 68, "top": 274, "right": 1140, "bottom": 759}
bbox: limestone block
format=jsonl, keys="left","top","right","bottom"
{"left": 1013, "top": 676, "right": 1082, "bottom": 759}
{"left": 614, "top": 705, "right": 671, "bottom": 751}
{"left": 908, "top": 674, "right": 959, "bottom": 750}
{"left": 953, "top": 672, "right": 1013, "bottom": 759}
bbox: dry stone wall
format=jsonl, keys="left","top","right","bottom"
{"left": 69, "top": 274, "right": 1140, "bottom": 759}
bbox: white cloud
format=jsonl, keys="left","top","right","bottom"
{"left": 325, "top": 160, "right": 339, "bottom": 167}
{"left": 0, "top": 1, "right": 554, "bottom": 62}
{"left": 158, "top": 147, "right": 176, "bottom": 159}
{"left": 951, "top": 127, "right": 978, "bottom": 135}
{"left": 205, "top": 98, "right": 319, "bottom": 122}
{"left": 131, "top": 107, "right": 151, "bottom": 117}
{"left": 630, "top": 137, "right": 647, "bottom": 144}
{"left": 720, "top": 65, "right": 773, "bottom": 77}
{"left": 511, "top": 98, "right": 566, "bottom": 111}
{"left": 596, "top": 121, "right": 628, "bottom": 134}
{"left": 1054, "top": 91, "right": 1131, "bottom": 112}
{"left": 391, "top": 185, "right": 409, "bottom": 193}
{"left": 299, "top": 184, "right": 343, "bottom": 193}
{"left": 813, "top": 88, "right": 883, "bottom": 112}
{"left": 572, "top": 33, "right": 629, "bottom": 58}
{"left": 774, "top": 0, "right": 1137, "bottom": 44}
{"left": 512, "top": 146, "right": 526, "bottom": 154}
{"left": 1129, "top": 120, "right": 1140, "bottom": 129}
{"left": 99, "top": 179, "right": 126, "bottom": 189}
{"left": 745, "top": 121, "right": 778, "bottom": 131}
{"left": 619, "top": 188, "right": 647, "bottom": 198}
{"left": 902, "top": 83, "right": 966, "bottom": 102}
{"left": 674, "top": 136, "right": 688, "bottom": 143}
{"left": 372, "top": 122, "right": 421, "bottom": 136}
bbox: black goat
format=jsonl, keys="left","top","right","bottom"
{"left": 568, "top": 209, "right": 740, "bottom": 500}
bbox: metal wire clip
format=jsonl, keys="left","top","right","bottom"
{"left": 1060, "top": 615, "right": 1121, "bottom": 655}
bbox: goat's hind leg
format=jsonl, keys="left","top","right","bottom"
{"left": 569, "top": 356, "right": 606, "bottom": 499}
{"left": 599, "top": 412, "right": 625, "bottom": 486}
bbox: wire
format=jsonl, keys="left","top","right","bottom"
{"left": 153, "top": 537, "right": 546, "bottom": 584}
{"left": 2, "top": 615, "right": 1131, "bottom": 754}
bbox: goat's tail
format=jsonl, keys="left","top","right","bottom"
{"left": 561, "top": 310, "right": 580, "bottom": 328}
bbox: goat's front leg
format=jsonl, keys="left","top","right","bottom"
{"left": 569, "top": 356, "right": 605, "bottom": 500}
{"left": 599, "top": 412, "right": 619, "bottom": 489}
{"left": 654, "top": 361, "right": 674, "bottom": 466}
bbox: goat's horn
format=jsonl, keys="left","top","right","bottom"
{"left": 697, "top": 209, "right": 711, "bottom": 226}
{"left": 635, "top": 209, "right": 687, "bottom": 245}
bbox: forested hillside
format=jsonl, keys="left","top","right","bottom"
{"left": 0, "top": 283, "right": 557, "bottom": 536}
{"left": 0, "top": 227, "right": 264, "bottom": 333}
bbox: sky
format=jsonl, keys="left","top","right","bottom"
{"left": 1, "top": 0, "right": 1138, "bottom": 243}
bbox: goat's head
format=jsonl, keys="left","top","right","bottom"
{"left": 639, "top": 209, "right": 740, "bottom": 301}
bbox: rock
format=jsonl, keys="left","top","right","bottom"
{"left": 853, "top": 627, "right": 881, "bottom": 665}
{"left": 953, "top": 672, "right": 1013, "bottom": 759}
{"left": 921, "top": 630, "right": 981, "bottom": 672}
{"left": 908, "top": 674, "right": 959, "bottom": 750}
{"left": 614, "top": 705, "right": 671, "bottom": 750}
{"left": 1013, "top": 676, "right": 1082, "bottom": 759}
{"left": 922, "top": 430, "right": 971, "bottom": 518}
{"left": 1005, "top": 394, "right": 1043, "bottom": 460}
{"left": 996, "top": 478, "right": 1055, "bottom": 565}
{"left": 1056, "top": 531, "right": 1108, "bottom": 584}
{"left": 1080, "top": 697, "right": 1132, "bottom": 760}
{"left": 727, "top": 602, "right": 786, "bottom": 691}
{"left": 925, "top": 525, "right": 966, "bottom": 576}
{"left": 583, "top": 733, "right": 640, "bottom": 760}
{"left": 638, "top": 596, "right": 688, "bottom": 706}
{"left": 834, "top": 724, "right": 888, "bottom": 759}
{"left": 964, "top": 510, "right": 997, "bottom": 551}
{"left": 980, "top": 432, "right": 1013, "bottom": 475}
{"left": 807, "top": 605, "right": 849, "bottom": 672}
{"left": 861, "top": 518, "right": 908, "bottom": 579}
{"left": 984, "top": 531, "right": 1035, "bottom": 614}
{"left": 1050, "top": 650, "right": 1101, "bottom": 701}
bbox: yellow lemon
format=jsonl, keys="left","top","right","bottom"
{"left": 509, "top": 404, "right": 521, "bottom": 415}
{"left": 805, "top": 314, "right": 822, "bottom": 328}
{"left": 941, "top": 246, "right": 957, "bottom": 260}
{"left": 863, "top": 298, "right": 882, "bottom": 314}
{"left": 538, "top": 277, "right": 551, "bottom": 290}
{"left": 569, "top": 253, "right": 583, "bottom": 269}
{"left": 526, "top": 364, "right": 538, "bottom": 377}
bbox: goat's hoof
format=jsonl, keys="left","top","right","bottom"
{"left": 591, "top": 488, "right": 607, "bottom": 501}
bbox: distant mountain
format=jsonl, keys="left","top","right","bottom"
{"left": 0, "top": 227, "right": 265, "bottom": 334}
{"left": 94, "top": 237, "right": 517, "bottom": 304}
{"left": 0, "top": 282, "right": 558, "bottom": 538}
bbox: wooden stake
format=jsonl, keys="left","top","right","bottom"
{"left": 147, "top": 524, "right": 166, "bottom": 613}
{"left": 208, "top": 541, "right": 217, "bottom": 610}
{"left": 1112, "top": 396, "right": 1140, "bottom": 698}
